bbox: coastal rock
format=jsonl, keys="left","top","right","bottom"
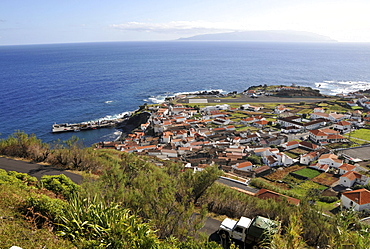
{"left": 116, "top": 112, "right": 151, "bottom": 137}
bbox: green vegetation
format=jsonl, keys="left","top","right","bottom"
{"left": 346, "top": 129, "right": 370, "bottom": 142}
{"left": 293, "top": 168, "right": 321, "bottom": 179}
{"left": 2, "top": 132, "right": 370, "bottom": 248}
{"left": 289, "top": 181, "right": 326, "bottom": 197}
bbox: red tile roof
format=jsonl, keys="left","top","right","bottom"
{"left": 257, "top": 189, "right": 300, "bottom": 206}
{"left": 342, "top": 189, "right": 370, "bottom": 205}
{"left": 339, "top": 163, "right": 356, "bottom": 172}
{"left": 341, "top": 171, "right": 362, "bottom": 181}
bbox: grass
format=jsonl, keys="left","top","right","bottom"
{"left": 293, "top": 168, "right": 321, "bottom": 179}
{"left": 284, "top": 151, "right": 299, "bottom": 159}
{"left": 288, "top": 181, "right": 327, "bottom": 197}
{"left": 346, "top": 129, "right": 370, "bottom": 142}
{"left": 316, "top": 200, "right": 340, "bottom": 213}
{"left": 346, "top": 137, "right": 368, "bottom": 145}
{"left": 297, "top": 109, "right": 313, "bottom": 114}
{"left": 0, "top": 184, "right": 75, "bottom": 249}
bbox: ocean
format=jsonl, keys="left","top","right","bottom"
{"left": 1, "top": 41, "right": 370, "bottom": 146}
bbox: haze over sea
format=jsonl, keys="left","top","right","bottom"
{"left": 1, "top": 41, "right": 370, "bottom": 146}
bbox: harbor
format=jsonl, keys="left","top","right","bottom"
{"left": 52, "top": 115, "right": 130, "bottom": 133}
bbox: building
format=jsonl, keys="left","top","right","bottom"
{"left": 257, "top": 189, "right": 300, "bottom": 206}
{"left": 341, "top": 189, "right": 370, "bottom": 211}
{"left": 318, "top": 154, "right": 343, "bottom": 168}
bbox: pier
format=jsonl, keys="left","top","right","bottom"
{"left": 52, "top": 116, "right": 129, "bottom": 133}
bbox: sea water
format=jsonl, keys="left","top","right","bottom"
{"left": 1, "top": 41, "right": 370, "bottom": 146}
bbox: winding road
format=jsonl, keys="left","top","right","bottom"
{"left": 0, "top": 157, "right": 83, "bottom": 184}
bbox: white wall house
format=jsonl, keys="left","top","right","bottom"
{"left": 300, "top": 151, "right": 319, "bottom": 165}
{"left": 318, "top": 154, "right": 343, "bottom": 168}
{"left": 334, "top": 120, "right": 351, "bottom": 133}
{"left": 341, "top": 189, "right": 370, "bottom": 211}
{"left": 339, "top": 171, "right": 369, "bottom": 188}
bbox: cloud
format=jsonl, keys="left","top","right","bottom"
{"left": 111, "top": 21, "right": 245, "bottom": 34}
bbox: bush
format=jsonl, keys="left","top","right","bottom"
{"left": 25, "top": 194, "right": 66, "bottom": 227}
{"left": 0, "top": 170, "right": 37, "bottom": 186}
{"left": 319, "top": 196, "right": 339, "bottom": 203}
{"left": 40, "top": 174, "right": 80, "bottom": 199}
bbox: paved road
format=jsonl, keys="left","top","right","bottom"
{"left": 0, "top": 157, "right": 83, "bottom": 184}
{"left": 217, "top": 177, "right": 259, "bottom": 194}
{"left": 337, "top": 145, "right": 370, "bottom": 161}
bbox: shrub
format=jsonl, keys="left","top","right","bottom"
{"left": 0, "top": 170, "right": 37, "bottom": 186}
{"left": 40, "top": 174, "right": 80, "bottom": 199}
{"left": 57, "top": 195, "right": 160, "bottom": 248}
{"left": 25, "top": 194, "right": 66, "bottom": 227}
{"left": 319, "top": 196, "right": 339, "bottom": 203}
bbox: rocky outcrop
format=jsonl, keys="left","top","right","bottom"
{"left": 116, "top": 112, "right": 151, "bottom": 136}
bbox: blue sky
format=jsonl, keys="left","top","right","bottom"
{"left": 1, "top": 0, "right": 370, "bottom": 45}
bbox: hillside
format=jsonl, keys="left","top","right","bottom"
{"left": 178, "top": 30, "right": 337, "bottom": 42}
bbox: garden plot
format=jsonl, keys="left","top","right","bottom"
{"left": 311, "top": 173, "right": 339, "bottom": 187}
{"left": 291, "top": 168, "right": 321, "bottom": 179}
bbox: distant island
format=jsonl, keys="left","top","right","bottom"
{"left": 178, "top": 30, "right": 337, "bottom": 42}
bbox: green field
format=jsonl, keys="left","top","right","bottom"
{"left": 346, "top": 129, "right": 370, "bottom": 142}
{"left": 293, "top": 168, "right": 321, "bottom": 179}
{"left": 289, "top": 181, "right": 327, "bottom": 197}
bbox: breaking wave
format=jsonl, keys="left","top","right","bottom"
{"left": 314, "top": 80, "right": 370, "bottom": 95}
{"left": 145, "top": 89, "right": 226, "bottom": 104}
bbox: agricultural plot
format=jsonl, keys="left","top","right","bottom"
{"left": 265, "top": 165, "right": 304, "bottom": 181}
{"left": 347, "top": 129, "right": 370, "bottom": 142}
{"left": 312, "top": 173, "right": 339, "bottom": 187}
{"left": 289, "top": 181, "right": 327, "bottom": 197}
{"left": 292, "top": 168, "right": 321, "bottom": 179}
{"left": 287, "top": 148, "right": 311, "bottom": 158}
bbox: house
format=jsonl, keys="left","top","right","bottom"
{"left": 303, "top": 119, "right": 326, "bottom": 130}
{"left": 246, "top": 105, "right": 263, "bottom": 112}
{"left": 300, "top": 151, "right": 320, "bottom": 165}
{"left": 313, "top": 107, "right": 325, "bottom": 113}
{"left": 277, "top": 116, "right": 302, "bottom": 128}
{"left": 254, "top": 120, "right": 269, "bottom": 128}
{"left": 318, "top": 154, "right": 343, "bottom": 168}
{"left": 233, "top": 161, "right": 253, "bottom": 171}
{"left": 281, "top": 140, "right": 299, "bottom": 151}
{"left": 281, "top": 126, "right": 301, "bottom": 133}
{"left": 240, "top": 117, "right": 255, "bottom": 124}
{"left": 340, "top": 171, "right": 369, "bottom": 187}
{"left": 309, "top": 128, "right": 345, "bottom": 144}
{"left": 309, "top": 129, "right": 329, "bottom": 143}
{"left": 338, "top": 163, "right": 357, "bottom": 175}
{"left": 341, "top": 189, "right": 370, "bottom": 211}
{"left": 253, "top": 165, "right": 272, "bottom": 177}
{"left": 309, "top": 163, "right": 329, "bottom": 172}
{"left": 299, "top": 141, "right": 319, "bottom": 151}
{"left": 346, "top": 101, "right": 358, "bottom": 107}
{"left": 310, "top": 112, "right": 330, "bottom": 120}
{"left": 213, "top": 117, "right": 231, "bottom": 125}
{"left": 257, "top": 189, "right": 300, "bottom": 206}
{"left": 274, "top": 105, "right": 289, "bottom": 114}
{"left": 334, "top": 120, "right": 352, "bottom": 133}
{"left": 262, "top": 152, "right": 294, "bottom": 167}
{"left": 328, "top": 113, "right": 349, "bottom": 122}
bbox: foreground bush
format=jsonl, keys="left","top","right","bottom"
{"left": 40, "top": 174, "right": 80, "bottom": 199}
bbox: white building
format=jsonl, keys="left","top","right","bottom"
{"left": 341, "top": 189, "right": 370, "bottom": 211}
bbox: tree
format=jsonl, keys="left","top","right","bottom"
{"left": 247, "top": 155, "right": 262, "bottom": 165}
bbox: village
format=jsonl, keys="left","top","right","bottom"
{"left": 98, "top": 85, "right": 370, "bottom": 214}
